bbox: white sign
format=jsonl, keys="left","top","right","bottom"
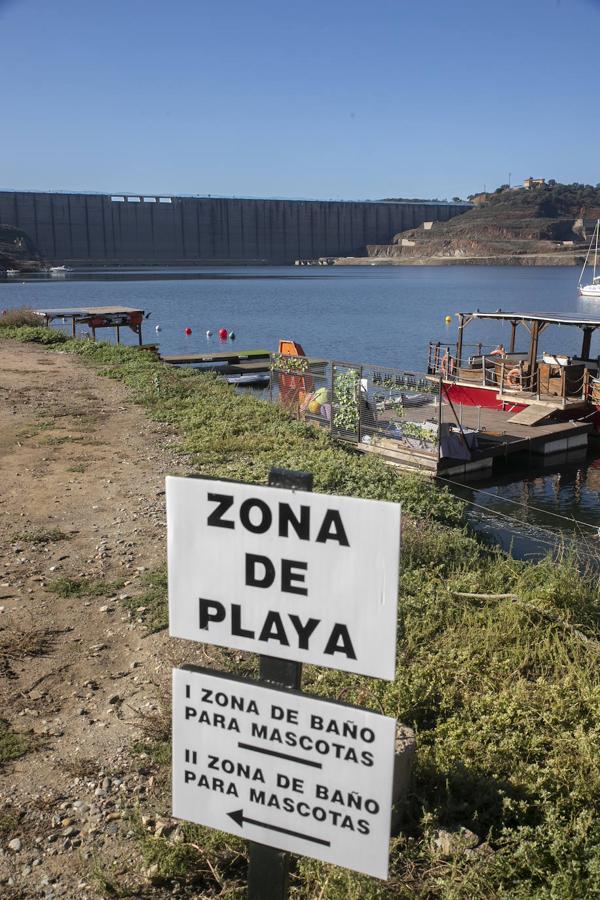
{"left": 172, "top": 667, "right": 396, "bottom": 879}
{"left": 167, "top": 476, "right": 401, "bottom": 680}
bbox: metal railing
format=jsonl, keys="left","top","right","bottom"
{"left": 427, "top": 340, "right": 594, "bottom": 403}
{"left": 270, "top": 355, "right": 442, "bottom": 462}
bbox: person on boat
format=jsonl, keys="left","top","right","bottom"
{"left": 490, "top": 343, "right": 505, "bottom": 357}
{"left": 440, "top": 350, "right": 455, "bottom": 377}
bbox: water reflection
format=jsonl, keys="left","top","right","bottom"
{"left": 447, "top": 451, "right": 600, "bottom": 561}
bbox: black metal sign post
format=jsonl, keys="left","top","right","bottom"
{"left": 247, "top": 467, "right": 313, "bottom": 900}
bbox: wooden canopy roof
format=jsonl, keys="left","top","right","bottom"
{"left": 457, "top": 310, "right": 600, "bottom": 329}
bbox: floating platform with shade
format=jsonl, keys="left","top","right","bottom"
{"left": 34, "top": 306, "right": 146, "bottom": 344}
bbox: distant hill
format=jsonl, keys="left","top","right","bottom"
{"left": 0, "top": 224, "right": 42, "bottom": 272}
{"left": 336, "top": 182, "right": 600, "bottom": 266}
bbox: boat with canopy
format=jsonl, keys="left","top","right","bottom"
{"left": 427, "top": 310, "right": 600, "bottom": 428}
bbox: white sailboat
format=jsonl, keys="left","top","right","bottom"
{"left": 578, "top": 219, "right": 600, "bottom": 298}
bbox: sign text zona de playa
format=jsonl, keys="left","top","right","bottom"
{"left": 166, "top": 476, "right": 401, "bottom": 679}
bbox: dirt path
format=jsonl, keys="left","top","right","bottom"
{"left": 0, "top": 341, "right": 210, "bottom": 898}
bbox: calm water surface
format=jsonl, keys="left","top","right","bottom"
{"left": 3, "top": 265, "right": 600, "bottom": 556}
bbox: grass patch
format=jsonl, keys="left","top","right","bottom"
{"left": 124, "top": 568, "right": 168, "bottom": 632}
{"left": 40, "top": 433, "right": 85, "bottom": 445}
{"left": 90, "top": 861, "right": 133, "bottom": 898}
{"left": 0, "top": 323, "right": 69, "bottom": 344}
{"left": 47, "top": 576, "right": 124, "bottom": 599}
{"left": 134, "top": 816, "right": 246, "bottom": 894}
{"left": 67, "top": 462, "right": 88, "bottom": 473}
{"left": 13, "top": 527, "right": 72, "bottom": 544}
{"left": 132, "top": 702, "right": 171, "bottom": 768}
{"left": 0, "top": 720, "right": 30, "bottom": 767}
{"left": 0, "top": 811, "right": 20, "bottom": 839}
{"left": 0, "top": 626, "right": 56, "bottom": 661}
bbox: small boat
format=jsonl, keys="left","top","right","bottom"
{"left": 5, "top": 269, "right": 19, "bottom": 276}
{"left": 48, "top": 265, "right": 70, "bottom": 275}
{"left": 578, "top": 220, "right": 600, "bottom": 298}
{"left": 226, "top": 373, "right": 270, "bottom": 387}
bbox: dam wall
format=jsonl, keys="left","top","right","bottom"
{"left": 0, "top": 190, "right": 470, "bottom": 266}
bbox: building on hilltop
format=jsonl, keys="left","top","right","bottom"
{"left": 523, "top": 177, "right": 546, "bottom": 190}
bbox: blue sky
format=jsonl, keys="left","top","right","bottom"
{"left": 2, "top": 0, "right": 599, "bottom": 200}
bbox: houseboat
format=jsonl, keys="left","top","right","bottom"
{"left": 427, "top": 311, "right": 600, "bottom": 430}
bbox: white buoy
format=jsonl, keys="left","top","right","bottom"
{"left": 155, "top": 324, "right": 162, "bottom": 333}
{"left": 206, "top": 330, "right": 213, "bottom": 338}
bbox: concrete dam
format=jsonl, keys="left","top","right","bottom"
{"left": 0, "top": 190, "right": 470, "bottom": 266}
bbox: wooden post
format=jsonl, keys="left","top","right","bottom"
{"left": 527, "top": 321, "right": 540, "bottom": 394}
{"left": 437, "top": 374, "right": 443, "bottom": 463}
{"left": 509, "top": 321, "right": 517, "bottom": 353}
{"left": 116, "top": 324, "right": 121, "bottom": 345}
{"left": 456, "top": 314, "right": 464, "bottom": 369}
{"left": 581, "top": 327, "right": 593, "bottom": 361}
{"left": 247, "top": 466, "right": 313, "bottom": 900}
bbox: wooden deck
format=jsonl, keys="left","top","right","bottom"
{"left": 361, "top": 398, "right": 594, "bottom": 476}
{"left": 161, "top": 349, "right": 270, "bottom": 365}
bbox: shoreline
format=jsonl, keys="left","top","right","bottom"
{"left": 330, "top": 254, "right": 582, "bottom": 267}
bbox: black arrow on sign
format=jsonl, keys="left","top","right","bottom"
{"left": 227, "top": 809, "right": 331, "bottom": 847}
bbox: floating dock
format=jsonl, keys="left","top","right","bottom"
{"left": 360, "top": 400, "right": 594, "bottom": 478}
{"left": 161, "top": 349, "right": 270, "bottom": 365}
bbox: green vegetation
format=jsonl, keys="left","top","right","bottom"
{"left": 47, "top": 576, "right": 124, "bottom": 599}
{"left": 13, "top": 527, "right": 72, "bottom": 544}
{"left": 333, "top": 368, "right": 360, "bottom": 431}
{"left": 0, "top": 720, "right": 30, "bottom": 767}
{"left": 0, "top": 307, "right": 41, "bottom": 328}
{"left": 124, "top": 567, "right": 169, "bottom": 633}
{"left": 136, "top": 819, "right": 246, "bottom": 894}
{"left": 480, "top": 180, "right": 600, "bottom": 218}
{"left": 2, "top": 325, "right": 600, "bottom": 897}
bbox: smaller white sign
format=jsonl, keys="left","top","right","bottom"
{"left": 172, "top": 667, "right": 397, "bottom": 880}
{"left": 167, "top": 476, "right": 401, "bottom": 679}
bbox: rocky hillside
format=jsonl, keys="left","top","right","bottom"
{"left": 338, "top": 182, "right": 600, "bottom": 265}
{"left": 0, "top": 224, "right": 42, "bottom": 272}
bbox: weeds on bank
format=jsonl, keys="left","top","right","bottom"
{"left": 90, "top": 860, "right": 133, "bottom": 898}
{"left": 13, "top": 527, "right": 72, "bottom": 544}
{"left": 0, "top": 810, "right": 20, "bottom": 839}
{"left": 123, "top": 567, "right": 168, "bottom": 632}
{"left": 67, "top": 462, "right": 88, "bottom": 472}
{"left": 0, "top": 720, "right": 30, "bottom": 766}
{"left": 134, "top": 815, "right": 246, "bottom": 896}
{"left": 0, "top": 307, "right": 41, "bottom": 328}
{"left": 132, "top": 701, "right": 171, "bottom": 768}
{"left": 47, "top": 576, "right": 124, "bottom": 598}
{"left": 0, "top": 626, "right": 56, "bottom": 661}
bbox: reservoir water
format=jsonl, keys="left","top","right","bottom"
{"left": 2, "top": 264, "right": 600, "bottom": 558}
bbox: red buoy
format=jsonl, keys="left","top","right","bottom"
{"left": 218, "top": 327, "right": 228, "bottom": 340}
{"left": 185, "top": 327, "right": 192, "bottom": 336}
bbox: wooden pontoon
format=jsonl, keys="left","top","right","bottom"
{"left": 34, "top": 306, "right": 146, "bottom": 344}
